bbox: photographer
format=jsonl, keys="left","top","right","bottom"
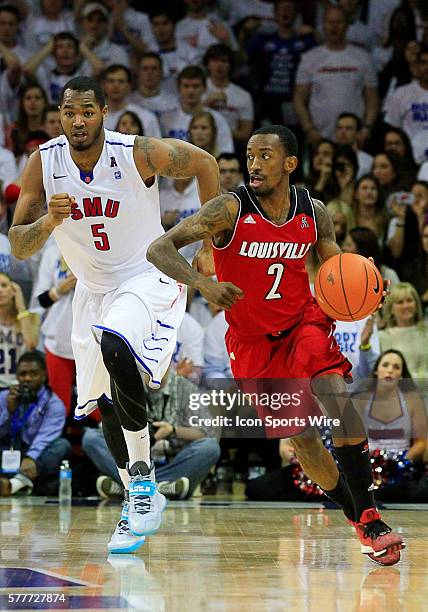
{"left": 82, "top": 368, "right": 221, "bottom": 500}
{"left": 0, "top": 352, "right": 70, "bottom": 496}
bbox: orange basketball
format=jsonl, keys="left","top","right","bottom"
{"left": 314, "top": 253, "right": 383, "bottom": 322}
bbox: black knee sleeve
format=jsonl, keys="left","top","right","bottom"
{"left": 100, "top": 331, "right": 147, "bottom": 431}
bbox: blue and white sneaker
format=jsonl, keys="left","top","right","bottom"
{"left": 108, "top": 498, "right": 146, "bottom": 554}
{"left": 128, "top": 461, "right": 167, "bottom": 537}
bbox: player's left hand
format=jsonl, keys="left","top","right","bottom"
{"left": 152, "top": 421, "right": 174, "bottom": 441}
{"left": 20, "top": 456, "right": 37, "bottom": 481}
{"left": 193, "top": 244, "right": 215, "bottom": 277}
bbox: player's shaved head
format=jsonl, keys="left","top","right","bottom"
{"left": 251, "top": 125, "right": 298, "bottom": 157}
{"left": 60, "top": 75, "right": 106, "bottom": 108}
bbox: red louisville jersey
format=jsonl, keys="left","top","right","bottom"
{"left": 213, "top": 184, "right": 318, "bottom": 337}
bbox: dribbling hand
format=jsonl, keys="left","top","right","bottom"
{"left": 47, "top": 193, "right": 75, "bottom": 228}
{"left": 198, "top": 278, "right": 244, "bottom": 310}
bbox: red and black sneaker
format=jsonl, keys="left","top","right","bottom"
{"left": 352, "top": 508, "right": 405, "bottom": 566}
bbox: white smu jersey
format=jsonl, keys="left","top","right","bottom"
{"left": 40, "top": 129, "right": 164, "bottom": 293}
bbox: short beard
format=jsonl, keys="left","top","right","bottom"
{"left": 254, "top": 185, "right": 275, "bottom": 198}
{"left": 68, "top": 120, "right": 104, "bottom": 151}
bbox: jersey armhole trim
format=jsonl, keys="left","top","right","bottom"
{"left": 212, "top": 192, "right": 241, "bottom": 251}
{"left": 305, "top": 188, "right": 318, "bottom": 243}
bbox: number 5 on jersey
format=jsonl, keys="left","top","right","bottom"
{"left": 265, "top": 263, "right": 285, "bottom": 300}
{"left": 91, "top": 223, "right": 111, "bottom": 251}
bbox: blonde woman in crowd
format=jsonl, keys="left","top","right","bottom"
{"left": 0, "top": 273, "right": 39, "bottom": 388}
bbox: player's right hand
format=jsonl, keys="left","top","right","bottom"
{"left": 198, "top": 278, "right": 244, "bottom": 310}
{"left": 47, "top": 193, "right": 74, "bottom": 228}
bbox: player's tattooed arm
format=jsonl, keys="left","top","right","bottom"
{"left": 133, "top": 137, "right": 220, "bottom": 204}
{"left": 8, "top": 151, "right": 54, "bottom": 259}
{"left": 147, "top": 194, "right": 243, "bottom": 308}
{"left": 313, "top": 199, "right": 341, "bottom": 263}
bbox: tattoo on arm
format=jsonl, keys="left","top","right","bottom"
{"left": 9, "top": 215, "right": 52, "bottom": 259}
{"left": 162, "top": 145, "right": 191, "bottom": 178}
{"left": 147, "top": 195, "right": 238, "bottom": 284}
{"left": 9, "top": 196, "right": 52, "bottom": 259}
{"left": 171, "top": 194, "right": 238, "bottom": 249}
{"left": 135, "top": 136, "right": 157, "bottom": 174}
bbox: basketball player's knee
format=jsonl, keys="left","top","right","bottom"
{"left": 100, "top": 331, "right": 134, "bottom": 377}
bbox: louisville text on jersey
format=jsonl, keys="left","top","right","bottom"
{"left": 238, "top": 241, "right": 312, "bottom": 259}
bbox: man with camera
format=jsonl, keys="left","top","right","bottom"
{"left": 0, "top": 351, "right": 70, "bottom": 496}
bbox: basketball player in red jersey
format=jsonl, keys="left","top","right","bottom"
{"left": 147, "top": 125, "right": 405, "bottom": 565}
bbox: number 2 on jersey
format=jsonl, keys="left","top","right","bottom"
{"left": 265, "top": 263, "right": 285, "bottom": 300}
{"left": 91, "top": 224, "right": 110, "bottom": 251}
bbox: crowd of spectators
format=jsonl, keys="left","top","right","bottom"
{"left": 0, "top": 0, "right": 427, "bottom": 501}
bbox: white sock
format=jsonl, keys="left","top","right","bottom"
{"left": 10, "top": 477, "right": 27, "bottom": 495}
{"left": 122, "top": 425, "right": 151, "bottom": 468}
{"left": 118, "top": 468, "right": 129, "bottom": 489}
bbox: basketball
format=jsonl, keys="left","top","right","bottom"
{"left": 314, "top": 253, "right": 383, "bottom": 322}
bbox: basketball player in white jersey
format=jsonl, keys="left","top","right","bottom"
{"left": 8, "top": 76, "right": 220, "bottom": 554}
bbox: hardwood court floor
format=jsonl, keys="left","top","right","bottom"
{"left": 0, "top": 498, "right": 427, "bottom": 612}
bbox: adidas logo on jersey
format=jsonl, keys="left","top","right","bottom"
{"left": 243, "top": 215, "right": 256, "bottom": 224}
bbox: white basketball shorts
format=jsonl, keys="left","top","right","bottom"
{"left": 72, "top": 269, "right": 186, "bottom": 419}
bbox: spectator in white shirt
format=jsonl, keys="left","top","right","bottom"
{"left": 78, "top": 2, "right": 129, "bottom": 73}
{"left": 294, "top": 5, "right": 378, "bottom": 144}
{"left": 172, "top": 312, "right": 205, "bottom": 384}
{"left": 23, "top": 0, "right": 75, "bottom": 53}
{"left": 160, "top": 65, "right": 234, "bottom": 152}
{"left": 203, "top": 44, "right": 254, "bottom": 148}
{"left": 203, "top": 309, "right": 231, "bottom": 385}
{"left": 338, "top": 0, "right": 376, "bottom": 50}
{"left": 385, "top": 46, "right": 428, "bottom": 162}
{"left": 127, "top": 53, "right": 178, "bottom": 119}
{"left": 103, "top": 0, "right": 156, "bottom": 57}
{"left": 176, "top": 0, "right": 239, "bottom": 62}
{"left": 0, "top": 5, "right": 31, "bottom": 125}
{"left": 25, "top": 32, "right": 103, "bottom": 103}
{"left": 334, "top": 112, "right": 373, "bottom": 179}
{"left": 149, "top": 10, "right": 199, "bottom": 86}
{"left": 101, "top": 64, "right": 161, "bottom": 137}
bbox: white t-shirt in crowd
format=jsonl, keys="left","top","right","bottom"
{"left": 160, "top": 178, "right": 201, "bottom": 263}
{"left": 160, "top": 105, "right": 234, "bottom": 152}
{"left": 127, "top": 90, "right": 179, "bottom": 120}
{"left": 23, "top": 11, "right": 76, "bottom": 51}
{"left": 205, "top": 78, "right": 254, "bottom": 131}
{"left": 0, "top": 233, "right": 11, "bottom": 274}
{"left": 104, "top": 104, "right": 161, "bottom": 138}
{"left": 367, "top": 0, "right": 401, "bottom": 46}
{"left": 148, "top": 41, "right": 199, "bottom": 83}
{"left": 384, "top": 80, "right": 428, "bottom": 142}
{"left": 81, "top": 39, "right": 129, "bottom": 73}
{"left": 222, "top": 0, "right": 275, "bottom": 29}
{"left": 417, "top": 161, "right": 428, "bottom": 182}
{"left": 172, "top": 312, "right": 205, "bottom": 368}
{"left": 296, "top": 44, "right": 377, "bottom": 139}
{"left": 115, "top": 8, "right": 156, "bottom": 51}
{"left": 334, "top": 318, "right": 380, "bottom": 374}
{"left": 32, "top": 242, "right": 74, "bottom": 359}
{"left": 357, "top": 149, "right": 374, "bottom": 179}
{"left": 176, "top": 14, "right": 238, "bottom": 62}
{"left": 203, "top": 310, "right": 231, "bottom": 380}
{"left": 0, "top": 146, "right": 18, "bottom": 189}
{"left": 36, "top": 66, "right": 80, "bottom": 104}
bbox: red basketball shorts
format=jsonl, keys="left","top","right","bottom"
{"left": 225, "top": 299, "right": 352, "bottom": 438}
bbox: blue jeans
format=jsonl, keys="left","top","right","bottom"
{"left": 82, "top": 428, "right": 220, "bottom": 497}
